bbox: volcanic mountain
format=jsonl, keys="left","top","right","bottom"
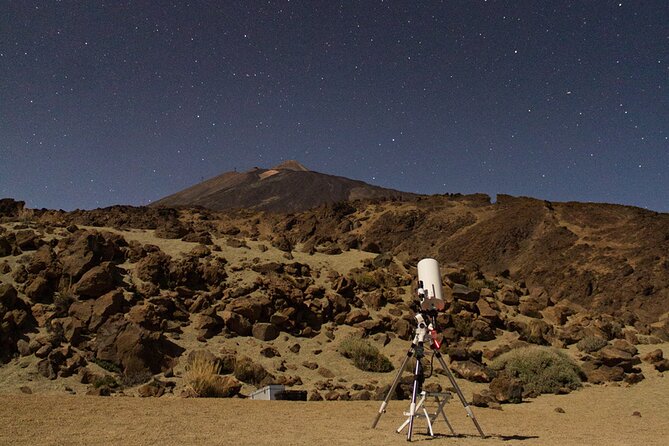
{"left": 151, "top": 160, "right": 416, "bottom": 212}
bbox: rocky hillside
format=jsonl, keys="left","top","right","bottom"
{"left": 0, "top": 197, "right": 668, "bottom": 403}
{"left": 150, "top": 160, "right": 416, "bottom": 212}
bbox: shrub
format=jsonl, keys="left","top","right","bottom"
{"left": 93, "top": 375, "right": 119, "bottom": 389}
{"left": 53, "top": 279, "right": 75, "bottom": 317}
{"left": 490, "top": 346, "right": 582, "bottom": 395}
{"left": 121, "top": 362, "right": 153, "bottom": 387}
{"left": 184, "top": 354, "right": 222, "bottom": 397}
{"left": 576, "top": 336, "right": 608, "bottom": 353}
{"left": 233, "top": 357, "right": 269, "bottom": 386}
{"left": 354, "top": 273, "right": 379, "bottom": 291}
{"left": 340, "top": 336, "right": 394, "bottom": 372}
{"left": 91, "top": 357, "right": 122, "bottom": 374}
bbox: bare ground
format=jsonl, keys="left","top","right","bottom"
{"left": 1, "top": 367, "right": 667, "bottom": 446}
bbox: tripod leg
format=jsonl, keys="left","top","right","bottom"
{"left": 435, "top": 352, "right": 486, "bottom": 438}
{"left": 371, "top": 347, "right": 414, "bottom": 429}
{"left": 407, "top": 356, "right": 423, "bottom": 441}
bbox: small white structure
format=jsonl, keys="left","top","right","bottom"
{"left": 249, "top": 385, "right": 285, "bottom": 400}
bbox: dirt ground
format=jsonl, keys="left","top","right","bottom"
{"left": 1, "top": 368, "right": 667, "bottom": 446}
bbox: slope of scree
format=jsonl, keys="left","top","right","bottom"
{"left": 0, "top": 197, "right": 668, "bottom": 402}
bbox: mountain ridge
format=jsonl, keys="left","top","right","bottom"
{"left": 151, "top": 160, "right": 417, "bottom": 212}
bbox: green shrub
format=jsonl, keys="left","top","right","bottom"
{"left": 93, "top": 375, "right": 119, "bottom": 389}
{"left": 576, "top": 336, "right": 608, "bottom": 353}
{"left": 354, "top": 273, "right": 379, "bottom": 291}
{"left": 53, "top": 279, "right": 75, "bottom": 317}
{"left": 91, "top": 357, "right": 122, "bottom": 374}
{"left": 490, "top": 347, "right": 582, "bottom": 395}
{"left": 340, "top": 336, "right": 394, "bottom": 372}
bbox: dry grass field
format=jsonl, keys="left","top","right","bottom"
{"left": 1, "top": 366, "right": 667, "bottom": 446}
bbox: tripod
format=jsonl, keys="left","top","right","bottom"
{"left": 371, "top": 311, "right": 485, "bottom": 441}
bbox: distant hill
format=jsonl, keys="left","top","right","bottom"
{"left": 150, "top": 160, "right": 416, "bottom": 212}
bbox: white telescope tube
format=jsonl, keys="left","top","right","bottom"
{"left": 417, "top": 258, "right": 446, "bottom": 311}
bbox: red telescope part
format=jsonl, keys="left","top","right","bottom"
{"left": 430, "top": 329, "right": 441, "bottom": 349}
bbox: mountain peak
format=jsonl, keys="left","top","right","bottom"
{"left": 151, "top": 161, "right": 414, "bottom": 212}
{"left": 272, "top": 160, "right": 309, "bottom": 171}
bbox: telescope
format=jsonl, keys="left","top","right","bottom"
{"left": 372, "top": 258, "right": 485, "bottom": 441}
{"left": 417, "top": 258, "right": 446, "bottom": 312}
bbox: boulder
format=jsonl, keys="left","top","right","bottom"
{"left": 252, "top": 323, "right": 279, "bottom": 341}
{"left": 452, "top": 284, "right": 479, "bottom": 302}
{"left": 73, "top": 262, "right": 119, "bottom": 298}
{"left": 518, "top": 298, "right": 546, "bottom": 318}
{"left": 89, "top": 289, "right": 125, "bottom": 331}
{"left": 25, "top": 276, "right": 53, "bottom": 303}
{"left": 361, "top": 291, "right": 386, "bottom": 310}
{"left": 654, "top": 359, "right": 669, "bottom": 372}
{"left": 489, "top": 374, "right": 523, "bottom": 403}
{"left": 471, "top": 391, "right": 500, "bottom": 409}
{"left": 541, "top": 305, "right": 573, "bottom": 326}
{"left": 581, "top": 361, "right": 625, "bottom": 383}
{"left": 181, "top": 232, "right": 212, "bottom": 245}
{"left": 59, "top": 230, "right": 125, "bottom": 280}
{"left": 641, "top": 348, "right": 663, "bottom": 363}
{"left": 154, "top": 221, "right": 189, "bottom": 239}
{"left": 36, "top": 347, "right": 70, "bottom": 380}
{"left": 332, "top": 276, "right": 356, "bottom": 299}
{"left": 95, "top": 317, "right": 184, "bottom": 381}
{"left": 1, "top": 284, "right": 32, "bottom": 361}
{"left": 69, "top": 300, "right": 94, "bottom": 326}
{"left": 15, "top": 230, "right": 42, "bottom": 251}
{"left": 597, "top": 345, "right": 640, "bottom": 371}
{"left": 449, "top": 360, "right": 494, "bottom": 383}
{"left": 476, "top": 299, "right": 500, "bottom": 322}
{"left": 135, "top": 252, "right": 172, "bottom": 288}
{"left": 221, "top": 311, "right": 252, "bottom": 336}
{"left": 27, "top": 245, "right": 56, "bottom": 274}
{"left": 0, "top": 237, "right": 13, "bottom": 257}
{"left": 345, "top": 309, "right": 370, "bottom": 325}
{"left": 192, "top": 310, "right": 223, "bottom": 339}
{"left": 514, "top": 319, "right": 554, "bottom": 345}
{"left": 61, "top": 316, "right": 85, "bottom": 344}
{"left": 137, "top": 378, "right": 169, "bottom": 397}
{"left": 227, "top": 296, "right": 271, "bottom": 324}
{"left": 471, "top": 319, "right": 496, "bottom": 341}
{"left": 497, "top": 286, "right": 520, "bottom": 305}
{"left": 0, "top": 283, "right": 18, "bottom": 308}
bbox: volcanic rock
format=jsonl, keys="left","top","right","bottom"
{"left": 73, "top": 262, "right": 119, "bottom": 298}
{"left": 94, "top": 316, "right": 184, "bottom": 380}
{"left": 489, "top": 373, "right": 524, "bottom": 403}
{"left": 252, "top": 323, "right": 279, "bottom": 341}
{"left": 135, "top": 252, "right": 172, "bottom": 288}
{"left": 449, "top": 360, "right": 494, "bottom": 383}
{"left": 24, "top": 275, "right": 53, "bottom": 303}
{"left": 89, "top": 289, "right": 125, "bottom": 331}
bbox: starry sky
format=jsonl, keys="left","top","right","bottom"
{"left": 1, "top": 1, "right": 667, "bottom": 212}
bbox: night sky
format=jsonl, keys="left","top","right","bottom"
{"left": 1, "top": 1, "right": 667, "bottom": 212}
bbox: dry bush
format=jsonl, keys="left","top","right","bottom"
{"left": 184, "top": 354, "right": 222, "bottom": 397}
{"left": 340, "top": 336, "right": 394, "bottom": 372}
{"left": 233, "top": 356, "right": 269, "bottom": 386}
{"left": 576, "top": 335, "right": 608, "bottom": 353}
{"left": 490, "top": 346, "right": 582, "bottom": 395}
